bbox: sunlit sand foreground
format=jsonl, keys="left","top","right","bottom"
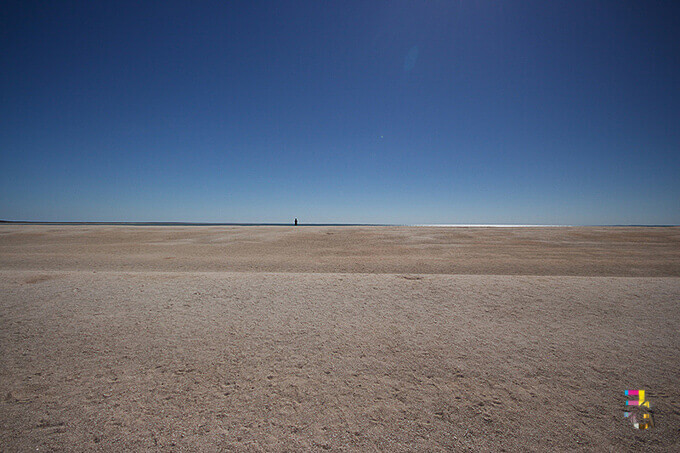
{"left": 1, "top": 226, "right": 679, "bottom": 451}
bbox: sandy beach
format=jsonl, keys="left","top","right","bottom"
{"left": 1, "top": 225, "right": 679, "bottom": 451}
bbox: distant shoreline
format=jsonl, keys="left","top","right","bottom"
{"left": 0, "top": 220, "right": 677, "bottom": 227}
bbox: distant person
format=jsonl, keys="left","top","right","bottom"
{"left": 294, "top": 218, "right": 298, "bottom": 226}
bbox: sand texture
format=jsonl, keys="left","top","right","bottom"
{"left": 1, "top": 226, "right": 679, "bottom": 451}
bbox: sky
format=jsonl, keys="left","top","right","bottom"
{"left": 1, "top": 1, "right": 679, "bottom": 224}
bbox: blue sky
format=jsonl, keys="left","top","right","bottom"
{"left": 1, "top": 1, "right": 678, "bottom": 224}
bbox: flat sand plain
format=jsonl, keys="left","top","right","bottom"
{"left": 0, "top": 225, "right": 679, "bottom": 451}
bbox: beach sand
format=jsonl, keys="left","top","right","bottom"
{"left": 1, "top": 226, "right": 679, "bottom": 451}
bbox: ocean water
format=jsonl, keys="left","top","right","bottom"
{"left": 0, "top": 221, "right": 674, "bottom": 227}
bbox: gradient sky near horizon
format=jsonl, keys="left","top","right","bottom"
{"left": 1, "top": 1, "right": 679, "bottom": 224}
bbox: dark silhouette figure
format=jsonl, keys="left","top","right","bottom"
{"left": 294, "top": 218, "right": 298, "bottom": 226}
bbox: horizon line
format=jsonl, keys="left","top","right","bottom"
{"left": 1, "top": 220, "right": 678, "bottom": 228}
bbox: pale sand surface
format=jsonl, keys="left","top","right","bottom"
{"left": 1, "top": 225, "right": 679, "bottom": 276}
{"left": 1, "top": 226, "right": 679, "bottom": 451}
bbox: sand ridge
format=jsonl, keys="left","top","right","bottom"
{"left": 1, "top": 225, "right": 679, "bottom": 276}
